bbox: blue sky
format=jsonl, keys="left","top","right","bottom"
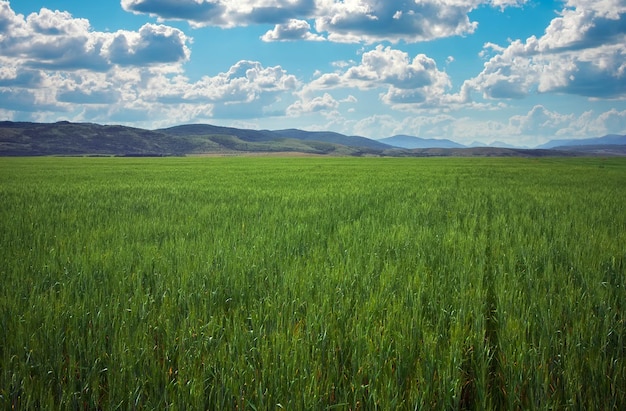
{"left": 1, "top": 0, "right": 625, "bottom": 146}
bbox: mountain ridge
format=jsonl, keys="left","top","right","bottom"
{"left": 377, "top": 135, "right": 465, "bottom": 149}
{"left": 537, "top": 134, "right": 626, "bottom": 149}
{"left": 0, "top": 120, "right": 624, "bottom": 157}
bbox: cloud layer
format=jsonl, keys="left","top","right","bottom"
{"left": 0, "top": 3, "right": 190, "bottom": 70}
{"left": 0, "top": 1, "right": 298, "bottom": 125}
{"left": 0, "top": 0, "right": 625, "bottom": 146}
{"left": 300, "top": 45, "right": 452, "bottom": 108}
{"left": 122, "top": 0, "right": 529, "bottom": 43}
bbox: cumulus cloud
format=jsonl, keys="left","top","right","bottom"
{"left": 314, "top": 0, "right": 482, "bottom": 43}
{"left": 346, "top": 47, "right": 439, "bottom": 88}
{"left": 0, "top": 1, "right": 191, "bottom": 71}
{"left": 351, "top": 113, "right": 459, "bottom": 139}
{"left": 354, "top": 105, "right": 626, "bottom": 146}
{"left": 146, "top": 60, "right": 299, "bottom": 104}
{"left": 466, "top": 0, "right": 626, "bottom": 99}
{"left": 105, "top": 24, "right": 191, "bottom": 66}
{"left": 261, "top": 19, "right": 324, "bottom": 41}
{"left": 0, "top": 1, "right": 300, "bottom": 124}
{"left": 597, "top": 108, "right": 626, "bottom": 132}
{"left": 497, "top": 105, "right": 626, "bottom": 143}
{"left": 120, "top": 0, "right": 529, "bottom": 43}
{"left": 508, "top": 105, "right": 575, "bottom": 135}
{"left": 304, "top": 45, "right": 451, "bottom": 108}
{"left": 287, "top": 92, "right": 338, "bottom": 116}
{"left": 547, "top": 108, "right": 626, "bottom": 137}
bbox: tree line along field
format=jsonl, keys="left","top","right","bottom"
{"left": 0, "top": 156, "right": 624, "bottom": 410}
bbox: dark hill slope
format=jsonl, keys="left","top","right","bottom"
{"left": 157, "top": 124, "right": 390, "bottom": 151}
{"left": 0, "top": 121, "right": 360, "bottom": 156}
{"left": 0, "top": 121, "right": 191, "bottom": 156}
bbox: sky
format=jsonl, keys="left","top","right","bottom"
{"left": 1, "top": 0, "right": 625, "bottom": 146}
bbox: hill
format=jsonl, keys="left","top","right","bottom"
{"left": 157, "top": 124, "right": 276, "bottom": 142}
{"left": 0, "top": 121, "right": 191, "bottom": 156}
{"left": 0, "top": 121, "right": 371, "bottom": 156}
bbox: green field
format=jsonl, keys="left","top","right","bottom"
{"left": 1, "top": 157, "right": 624, "bottom": 409}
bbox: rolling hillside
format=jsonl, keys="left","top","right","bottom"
{"left": 0, "top": 121, "right": 369, "bottom": 156}
{"left": 0, "top": 121, "right": 192, "bottom": 156}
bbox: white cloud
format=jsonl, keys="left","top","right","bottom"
{"left": 597, "top": 108, "right": 626, "bottom": 133}
{"left": 287, "top": 92, "right": 338, "bottom": 116}
{"left": 551, "top": 108, "right": 626, "bottom": 137}
{"left": 147, "top": 60, "right": 299, "bottom": 104}
{"left": 352, "top": 113, "right": 458, "bottom": 139}
{"left": 0, "top": 2, "right": 301, "bottom": 123}
{"left": 304, "top": 45, "right": 451, "bottom": 108}
{"left": 508, "top": 105, "right": 575, "bottom": 136}
{"left": 314, "top": 0, "right": 481, "bottom": 43}
{"left": 352, "top": 114, "right": 400, "bottom": 138}
{"left": 466, "top": 1, "right": 626, "bottom": 99}
{"left": 0, "top": 2, "right": 191, "bottom": 71}
{"left": 105, "top": 24, "right": 191, "bottom": 66}
{"left": 486, "top": 106, "right": 626, "bottom": 144}
{"left": 261, "top": 19, "right": 324, "bottom": 41}
{"left": 340, "top": 95, "right": 357, "bottom": 103}
{"left": 352, "top": 105, "right": 626, "bottom": 146}
{"left": 564, "top": 0, "right": 626, "bottom": 19}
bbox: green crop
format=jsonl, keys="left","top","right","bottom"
{"left": 1, "top": 156, "right": 624, "bottom": 409}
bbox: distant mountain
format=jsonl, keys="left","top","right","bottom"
{"left": 469, "top": 140, "right": 526, "bottom": 149}
{"left": 378, "top": 135, "right": 465, "bottom": 149}
{"left": 537, "top": 134, "right": 626, "bottom": 149}
{"left": 272, "top": 129, "right": 391, "bottom": 150}
{"left": 390, "top": 147, "right": 575, "bottom": 158}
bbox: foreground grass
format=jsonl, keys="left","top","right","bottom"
{"left": 1, "top": 157, "right": 624, "bottom": 409}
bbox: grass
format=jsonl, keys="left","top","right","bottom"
{"left": 1, "top": 156, "right": 624, "bottom": 409}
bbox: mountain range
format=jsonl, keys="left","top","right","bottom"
{"left": 535, "top": 134, "right": 626, "bottom": 149}
{"left": 0, "top": 120, "right": 624, "bottom": 157}
{"left": 377, "top": 135, "right": 465, "bottom": 149}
